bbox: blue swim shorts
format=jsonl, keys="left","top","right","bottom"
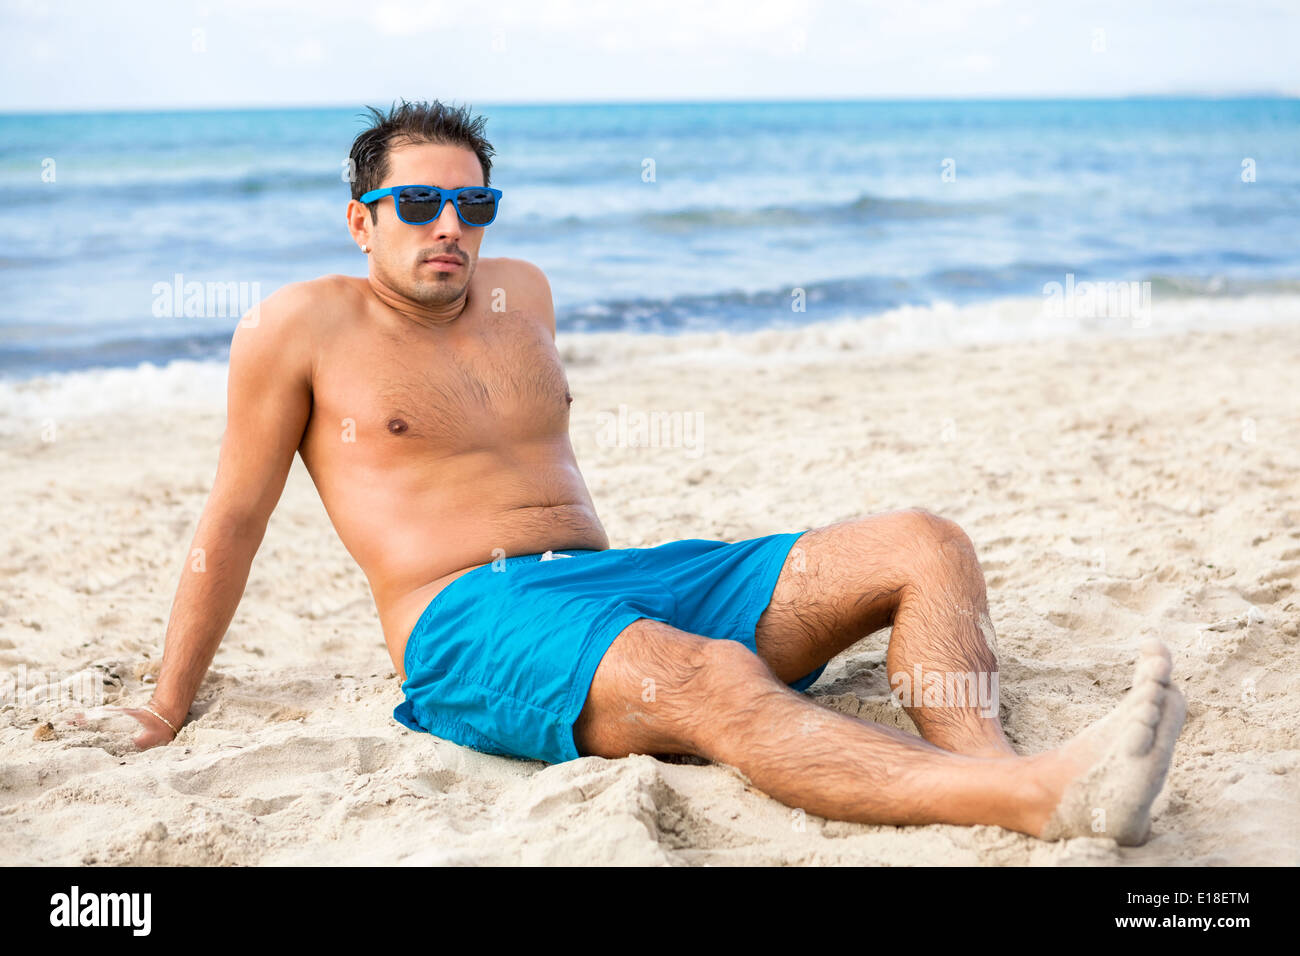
{"left": 393, "top": 530, "right": 826, "bottom": 764}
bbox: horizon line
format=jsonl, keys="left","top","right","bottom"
{"left": 2, "top": 90, "right": 1298, "bottom": 116}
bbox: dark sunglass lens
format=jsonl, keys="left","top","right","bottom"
{"left": 456, "top": 189, "right": 497, "bottom": 225}
{"left": 397, "top": 186, "right": 441, "bottom": 223}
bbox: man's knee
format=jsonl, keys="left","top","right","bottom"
{"left": 882, "top": 509, "right": 982, "bottom": 594}
{"left": 894, "top": 508, "right": 976, "bottom": 560}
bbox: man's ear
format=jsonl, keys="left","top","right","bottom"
{"left": 346, "top": 199, "right": 376, "bottom": 253}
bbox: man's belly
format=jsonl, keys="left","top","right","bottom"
{"left": 370, "top": 501, "right": 610, "bottom": 679}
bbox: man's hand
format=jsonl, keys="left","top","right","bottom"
{"left": 107, "top": 704, "right": 179, "bottom": 750}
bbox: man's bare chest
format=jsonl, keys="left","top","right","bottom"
{"left": 309, "top": 308, "right": 572, "bottom": 451}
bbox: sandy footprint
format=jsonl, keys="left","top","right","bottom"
{"left": 1038, "top": 638, "right": 1187, "bottom": 846}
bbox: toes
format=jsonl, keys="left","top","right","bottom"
{"left": 1156, "top": 687, "right": 1189, "bottom": 745}
{"left": 1140, "top": 637, "right": 1171, "bottom": 661}
{"left": 1125, "top": 721, "right": 1156, "bottom": 756}
{"left": 1136, "top": 654, "right": 1172, "bottom": 685}
{"left": 1135, "top": 700, "right": 1161, "bottom": 727}
{"left": 1127, "top": 680, "right": 1161, "bottom": 709}
{"left": 1124, "top": 687, "right": 1179, "bottom": 756}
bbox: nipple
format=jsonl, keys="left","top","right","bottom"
{"left": 387, "top": 417, "right": 409, "bottom": 435}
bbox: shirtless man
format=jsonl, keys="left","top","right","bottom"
{"left": 122, "top": 100, "right": 1186, "bottom": 846}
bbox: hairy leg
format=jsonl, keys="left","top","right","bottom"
{"left": 575, "top": 618, "right": 1185, "bottom": 844}
{"left": 575, "top": 618, "right": 1041, "bottom": 831}
{"left": 756, "top": 509, "right": 1016, "bottom": 758}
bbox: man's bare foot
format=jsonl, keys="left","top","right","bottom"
{"left": 1029, "top": 639, "right": 1187, "bottom": 846}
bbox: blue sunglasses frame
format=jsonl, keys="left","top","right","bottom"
{"left": 358, "top": 185, "right": 503, "bottom": 226}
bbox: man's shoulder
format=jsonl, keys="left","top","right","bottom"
{"left": 240, "top": 274, "right": 360, "bottom": 338}
{"left": 478, "top": 258, "right": 554, "bottom": 334}
{"left": 230, "top": 274, "right": 360, "bottom": 379}
{"left": 479, "top": 256, "right": 551, "bottom": 293}
{"left": 263, "top": 273, "right": 363, "bottom": 316}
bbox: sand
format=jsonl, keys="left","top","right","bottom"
{"left": 2, "top": 294, "right": 1298, "bottom": 866}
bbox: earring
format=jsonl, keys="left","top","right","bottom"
{"left": 361, "top": 244, "right": 369, "bottom": 253}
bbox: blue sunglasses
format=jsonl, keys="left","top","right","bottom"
{"left": 359, "top": 184, "right": 503, "bottom": 226}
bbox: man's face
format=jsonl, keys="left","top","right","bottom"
{"left": 358, "top": 141, "right": 487, "bottom": 306}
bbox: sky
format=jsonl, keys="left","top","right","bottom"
{"left": 3, "top": 0, "right": 1299, "bottom": 112}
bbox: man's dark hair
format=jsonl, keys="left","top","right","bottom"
{"left": 349, "top": 99, "right": 496, "bottom": 222}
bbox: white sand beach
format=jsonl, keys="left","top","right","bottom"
{"left": 2, "top": 294, "right": 1298, "bottom": 866}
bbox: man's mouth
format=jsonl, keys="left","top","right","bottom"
{"left": 424, "top": 255, "right": 463, "bottom": 268}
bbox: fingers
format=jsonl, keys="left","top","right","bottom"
{"left": 103, "top": 706, "right": 176, "bottom": 749}
{"left": 131, "top": 726, "right": 172, "bottom": 750}
{"left": 133, "top": 731, "right": 162, "bottom": 751}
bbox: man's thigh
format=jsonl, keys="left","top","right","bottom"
{"left": 754, "top": 511, "right": 941, "bottom": 682}
{"left": 573, "top": 617, "right": 773, "bottom": 759}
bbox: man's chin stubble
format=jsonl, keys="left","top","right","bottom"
{"left": 408, "top": 276, "right": 466, "bottom": 304}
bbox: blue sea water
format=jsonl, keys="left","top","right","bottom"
{"left": 0, "top": 98, "right": 1297, "bottom": 378}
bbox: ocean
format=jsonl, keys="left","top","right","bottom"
{"left": 1, "top": 98, "right": 1297, "bottom": 381}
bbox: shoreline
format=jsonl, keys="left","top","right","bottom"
{"left": 2, "top": 290, "right": 1299, "bottom": 424}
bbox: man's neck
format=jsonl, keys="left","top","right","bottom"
{"left": 366, "top": 272, "right": 470, "bottom": 329}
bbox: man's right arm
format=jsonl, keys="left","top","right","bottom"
{"left": 126, "top": 283, "right": 316, "bottom": 748}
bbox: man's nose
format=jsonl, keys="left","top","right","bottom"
{"left": 430, "top": 199, "right": 462, "bottom": 237}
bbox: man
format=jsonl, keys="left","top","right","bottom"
{"left": 122, "top": 100, "right": 1185, "bottom": 846}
